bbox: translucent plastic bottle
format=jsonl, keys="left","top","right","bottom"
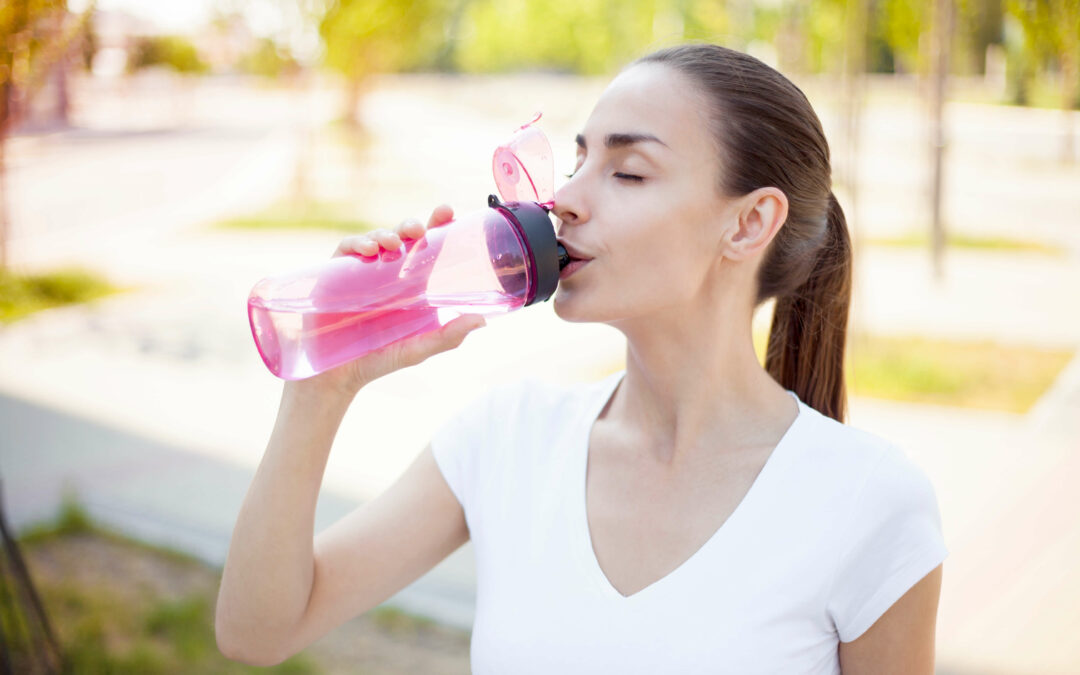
{"left": 247, "top": 116, "right": 568, "bottom": 380}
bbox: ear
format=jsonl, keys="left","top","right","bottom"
{"left": 721, "top": 187, "right": 789, "bottom": 262}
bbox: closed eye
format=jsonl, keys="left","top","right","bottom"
{"left": 614, "top": 173, "right": 644, "bottom": 182}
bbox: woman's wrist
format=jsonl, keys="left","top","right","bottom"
{"left": 282, "top": 377, "right": 364, "bottom": 411}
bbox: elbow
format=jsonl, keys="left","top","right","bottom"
{"left": 214, "top": 604, "right": 292, "bottom": 667}
{"left": 215, "top": 626, "right": 289, "bottom": 668}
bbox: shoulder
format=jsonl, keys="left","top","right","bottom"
{"left": 785, "top": 402, "right": 943, "bottom": 539}
{"left": 803, "top": 408, "right": 948, "bottom": 642}
{"left": 791, "top": 401, "right": 928, "bottom": 492}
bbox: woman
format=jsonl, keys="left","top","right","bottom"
{"left": 216, "top": 44, "right": 947, "bottom": 673}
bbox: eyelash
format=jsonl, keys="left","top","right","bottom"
{"left": 564, "top": 171, "right": 644, "bottom": 182}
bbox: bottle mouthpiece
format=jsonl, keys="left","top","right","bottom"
{"left": 557, "top": 243, "right": 570, "bottom": 270}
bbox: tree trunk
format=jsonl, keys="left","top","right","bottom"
{"left": 842, "top": 0, "right": 867, "bottom": 338}
{"left": 0, "top": 83, "right": 11, "bottom": 273}
{"left": 1061, "top": 42, "right": 1077, "bottom": 164}
{"left": 54, "top": 57, "right": 71, "bottom": 128}
{"left": 929, "top": 0, "right": 952, "bottom": 284}
{"left": 343, "top": 73, "right": 363, "bottom": 129}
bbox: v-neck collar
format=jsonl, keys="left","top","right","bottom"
{"left": 576, "top": 371, "right": 807, "bottom": 602}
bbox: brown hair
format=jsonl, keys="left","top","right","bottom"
{"left": 636, "top": 44, "right": 852, "bottom": 423}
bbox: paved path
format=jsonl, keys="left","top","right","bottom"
{"left": 2, "top": 74, "right": 1078, "bottom": 673}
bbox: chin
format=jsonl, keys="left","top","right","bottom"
{"left": 552, "top": 289, "right": 625, "bottom": 325}
{"left": 552, "top": 289, "right": 592, "bottom": 323}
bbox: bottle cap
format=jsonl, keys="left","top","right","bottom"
{"left": 492, "top": 112, "right": 554, "bottom": 208}
{"left": 488, "top": 195, "right": 560, "bottom": 306}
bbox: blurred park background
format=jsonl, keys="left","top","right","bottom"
{"left": 0, "top": 0, "right": 1078, "bottom": 672}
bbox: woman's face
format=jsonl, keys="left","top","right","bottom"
{"left": 552, "top": 63, "right": 737, "bottom": 325}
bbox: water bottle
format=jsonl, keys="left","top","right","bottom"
{"left": 247, "top": 115, "right": 570, "bottom": 380}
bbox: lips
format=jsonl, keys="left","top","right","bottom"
{"left": 556, "top": 239, "right": 594, "bottom": 262}
{"left": 559, "top": 258, "right": 590, "bottom": 280}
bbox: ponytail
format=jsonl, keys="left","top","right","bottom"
{"left": 764, "top": 193, "right": 852, "bottom": 422}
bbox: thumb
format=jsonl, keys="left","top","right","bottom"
{"left": 443, "top": 314, "right": 486, "bottom": 342}
{"left": 390, "top": 314, "right": 486, "bottom": 368}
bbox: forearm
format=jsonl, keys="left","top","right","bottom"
{"left": 215, "top": 382, "right": 355, "bottom": 661}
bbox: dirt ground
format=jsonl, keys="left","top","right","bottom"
{"left": 20, "top": 531, "right": 472, "bottom": 674}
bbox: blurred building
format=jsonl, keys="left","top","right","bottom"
{"left": 89, "top": 10, "right": 156, "bottom": 79}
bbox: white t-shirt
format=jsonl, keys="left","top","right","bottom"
{"left": 431, "top": 370, "right": 948, "bottom": 674}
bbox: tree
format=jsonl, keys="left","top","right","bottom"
{"left": 319, "top": 0, "right": 454, "bottom": 127}
{"left": 128, "top": 35, "right": 210, "bottom": 75}
{"left": 1006, "top": 0, "right": 1080, "bottom": 162}
{"left": 0, "top": 0, "right": 93, "bottom": 271}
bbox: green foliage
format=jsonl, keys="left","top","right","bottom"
{"left": 454, "top": 0, "right": 733, "bottom": 75}
{"left": 802, "top": 0, "right": 849, "bottom": 73}
{"left": 866, "top": 231, "right": 1066, "bottom": 255}
{"left": 213, "top": 199, "right": 373, "bottom": 233}
{"left": 954, "top": 0, "right": 1005, "bottom": 73}
{"left": 370, "top": 606, "right": 436, "bottom": 635}
{"left": 874, "top": 0, "right": 928, "bottom": 73}
{"left": 0, "top": 267, "right": 120, "bottom": 324}
{"left": 320, "top": 0, "right": 455, "bottom": 80}
{"left": 18, "top": 492, "right": 95, "bottom": 545}
{"left": 318, "top": 0, "right": 739, "bottom": 78}
{"left": 1005, "top": 0, "right": 1080, "bottom": 108}
{"left": 847, "top": 335, "right": 1073, "bottom": 413}
{"left": 748, "top": 331, "right": 1070, "bottom": 413}
{"left": 29, "top": 584, "right": 320, "bottom": 674}
{"left": 239, "top": 38, "right": 300, "bottom": 79}
{"left": 13, "top": 528, "right": 320, "bottom": 673}
{"left": 1007, "top": 0, "right": 1079, "bottom": 60}
{"left": 129, "top": 35, "right": 210, "bottom": 75}
{"left": 310, "top": 0, "right": 1074, "bottom": 97}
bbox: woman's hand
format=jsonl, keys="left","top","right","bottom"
{"left": 287, "top": 204, "right": 484, "bottom": 400}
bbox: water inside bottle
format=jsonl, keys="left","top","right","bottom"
{"left": 249, "top": 290, "right": 523, "bottom": 380}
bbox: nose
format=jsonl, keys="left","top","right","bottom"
{"left": 552, "top": 176, "right": 589, "bottom": 229}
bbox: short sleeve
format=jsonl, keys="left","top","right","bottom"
{"left": 827, "top": 447, "right": 949, "bottom": 642}
{"left": 429, "top": 384, "right": 505, "bottom": 515}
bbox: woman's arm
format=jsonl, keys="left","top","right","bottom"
{"left": 838, "top": 564, "right": 944, "bottom": 674}
{"left": 214, "top": 381, "right": 351, "bottom": 664}
{"left": 215, "top": 208, "right": 480, "bottom": 665}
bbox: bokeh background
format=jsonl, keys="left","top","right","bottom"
{"left": 1, "top": 0, "right": 1077, "bottom": 672}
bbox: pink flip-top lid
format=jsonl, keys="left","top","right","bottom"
{"left": 492, "top": 112, "right": 554, "bottom": 208}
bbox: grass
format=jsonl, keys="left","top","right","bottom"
{"left": 9, "top": 498, "right": 319, "bottom": 674}
{"left": 10, "top": 496, "right": 463, "bottom": 674}
{"left": 745, "top": 331, "right": 1070, "bottom": 414}
{"left": 213, "top": 199, "right": 373, "bottom": 234}
{"left": 865, "top": 232, "right": 1067, "bottom": 256}
{"left": 0, "top": 267, "right": 122, "bottom": 324}
{"left": 845, "top": 334, "right": 1073, "bottom": 413}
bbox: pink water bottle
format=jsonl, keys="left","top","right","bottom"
{"left": 247, "top": 115, "right": 570, "bottom": 380}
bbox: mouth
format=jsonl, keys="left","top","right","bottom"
{"left": 556, "top": 239, "right": 594, "bottom": 269}
{"left": 559, "top": 258, "right": 590, "bottom": 280}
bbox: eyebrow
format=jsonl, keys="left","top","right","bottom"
{"left": 575, "top": 132, "right": 669, "bottom": 150}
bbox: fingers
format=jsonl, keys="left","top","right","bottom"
{"left": 333, "top": 228, "right": 402, "bottom": 257}
{"left": 335, "top": 204, "right": 453, "bottom": 258}
{"left": 427, "top": 204, "right": 454, "bottom": 229}
{"left": 394, "top": 205, "right": 453, "bottom": 240}
{"left": 396, "top": 218, "right": 425, "bottom": 240}
{"left": 385, "top": 314, "right": 486, "bottom": 370}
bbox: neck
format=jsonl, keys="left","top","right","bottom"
{"left": 606, "top": 287, "right": 796, "bottom": 466}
